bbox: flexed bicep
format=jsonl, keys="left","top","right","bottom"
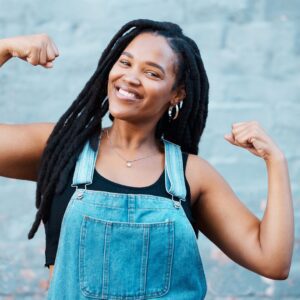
{"left": 188, "top": 155, "right": 281, "bottom": 279}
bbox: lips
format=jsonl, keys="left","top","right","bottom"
{"left": 114, "top": 84, "right": 143, "bottom": 101}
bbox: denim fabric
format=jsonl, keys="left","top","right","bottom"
{"left": 47, "top": 136, "right": 207, "bottom": 300}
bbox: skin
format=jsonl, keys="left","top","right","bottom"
{"left": 0, "top": 33, "right": 59, "bottom": 68}
{"left": 0, "top": 32, "right": 294, "bottom": 289}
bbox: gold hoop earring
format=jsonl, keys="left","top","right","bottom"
{"left": 168, "top": 104, "right": 179, "bottom": 121}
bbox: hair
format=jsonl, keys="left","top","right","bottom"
{"left": 27, "top": 19, "right": 209, "bottom": 239}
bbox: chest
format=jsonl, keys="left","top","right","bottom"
{"left": 95, "top": 145, "right": 199, "bottom": 206}
{"left": 95, "top": 145, "right": 165, "bottom": 188}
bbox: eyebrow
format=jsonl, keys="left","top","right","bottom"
{"left": 121, "top": 51, "right": 166, "bottom": 75}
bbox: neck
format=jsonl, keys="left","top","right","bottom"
{"left": 106, "top": 119, "right": 162, "bottom": 153}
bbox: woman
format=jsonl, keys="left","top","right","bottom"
{"left": 0, "top": 19, "right": 294, "bottom": 299}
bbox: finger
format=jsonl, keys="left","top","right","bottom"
{"left": 43, "top": 61, "right": 54, "bottom": 68}
{"left": 46, "top": 44, "right": 56, "bottom": 61}
{"left": 232, "top": 122, "right": 250, "bottom": 131}
{"left": 232, "top": 125, "right": 247, "bottom": 136}
{"left": 231, "top": 122, "right": 253, "bottom": 138}
{"left": 232, "top": 121, "right": 247, "bottom": 126}
{"left": 51, "top": 41, "right": 59, "bottom": 56}
{"left": 234, "top": 131, "right": 255, "bottom": 147}
{"left": 233, "top": 120, "right": 259, "bottom": 127}
{"left": 224, "top": 133, "right": 237, "bottom": 145}
{"left": 39, "top": 46, "right": 47, "bottom": 65}
{"left": 27, "top": 48, "right": 40, "bottom": 66}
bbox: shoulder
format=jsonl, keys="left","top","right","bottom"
{"left": 186, "top": 153, "right": 214, "bottom": 173}
{"left": 184, "top": 153, "right": 221, "bottom": 205}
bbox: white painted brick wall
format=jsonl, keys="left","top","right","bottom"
{"left": 0, "top": 0, "right": 299, "bottom": 298}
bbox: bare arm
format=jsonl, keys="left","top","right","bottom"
{"left": 259, "top": 155, "right": 294, "bottom": 277}
{"left": 0, "top": 123, "right": 56, "bottom": 181}
{"left": 0, "top": 33, "right": 60, "bottom": 286}
{"left": 191, "top": 121, "right": 294, "bottom": 279}
{"left": 0, "top": 34, "right": 59, "bottom": 181}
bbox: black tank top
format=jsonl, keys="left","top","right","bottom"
{"left": 44, "top": 152, "right": 198, "bottom": 268}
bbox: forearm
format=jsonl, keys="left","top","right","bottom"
{"left": 0, "top": 38, "right": 12, "bottom": 67}
{"left": 259, "top": 153, "right": 294, "bottom": 277}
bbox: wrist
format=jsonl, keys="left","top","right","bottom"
{"left": 0, "top": 38, "right": 13, "bottom": 66}
{"left": 265, "top": 150, "right": 286, "bottom": 165}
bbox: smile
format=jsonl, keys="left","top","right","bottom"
{"left": 114, "top": 86, "right": 142, "bottom": 101}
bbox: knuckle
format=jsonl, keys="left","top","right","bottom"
{"left": 28, "top": 56, "right": 39, "bottom": 65}
{"left": 232, "top": 127, "right": 238, "bottom": 134}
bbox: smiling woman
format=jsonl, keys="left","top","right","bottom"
{"left": 0, "top": 18, "right": 294, "bottom": 300}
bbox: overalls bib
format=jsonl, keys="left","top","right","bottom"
{"left": 47, "top": 135, "right": 207, "bottom": 300}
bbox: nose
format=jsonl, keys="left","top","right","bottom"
{"left": 122, "top": 73, "right": 141, "bottom": 86}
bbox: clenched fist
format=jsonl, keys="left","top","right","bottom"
{"left": 224, "top": 121, "right": 284, "bottom": 163}
{"left": 0, "top": 33, "right": 59, "bottom": 68}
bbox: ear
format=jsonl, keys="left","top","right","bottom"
{"left": 170, "top": 85, "right": 186, "bottom": 106}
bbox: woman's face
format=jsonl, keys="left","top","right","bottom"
{"left": 107, "top": 32, "right": 184, "bottom": 124}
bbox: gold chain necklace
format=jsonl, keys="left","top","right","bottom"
{"left": 106, "top": 129, "right": 158, "bottom": 168}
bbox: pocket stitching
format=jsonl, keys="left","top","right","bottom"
{"left": 79, "top": 216, "right": 174, "bottom": 299}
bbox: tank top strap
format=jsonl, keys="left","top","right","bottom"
{"left": 162, "top": 138, "right": 187, "bottom": 202}
{"left": 71, "top": 135, "right": 101, "bottom": 187}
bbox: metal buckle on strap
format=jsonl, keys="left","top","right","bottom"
{"left": 172, "top": 195, "right": 181, "bottom": 209}
{"left": 71, "top": 184, "right": 89, "bottom": 200}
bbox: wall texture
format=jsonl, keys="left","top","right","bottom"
{"left": 0, "top": 0, "right": 299, "bottom": 299}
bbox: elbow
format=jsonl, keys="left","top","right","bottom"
{"left": 276, "top": 267, "right": 291, "bottom": 280}
{"left": 258, "top": 250, "right": 293, "bottom": 280}
{"left": 262, "top": 265, "right": 291, "bottom": 280}
{"left": 270, "top": 272, "right": 289, "bottom": 281}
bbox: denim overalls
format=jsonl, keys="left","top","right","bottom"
{"left": 47, "top": 134, "right": 207, "bottom": 300}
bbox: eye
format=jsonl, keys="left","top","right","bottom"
{"left": 146, "top": 71, "right": 159, "bottom": 78}
{"left": 119, "top": 59, "right": 130, "bottom": 66}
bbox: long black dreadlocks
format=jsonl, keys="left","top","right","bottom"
{"left": 27, "top": 19, "right": 209, "bottom": 239}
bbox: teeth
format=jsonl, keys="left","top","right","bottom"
{"left": 118, "top": 88, "right": 137, "bottom": 99}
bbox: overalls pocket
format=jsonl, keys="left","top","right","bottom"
{"left": 79, "top": 215, "right": 174, "bottom": 299}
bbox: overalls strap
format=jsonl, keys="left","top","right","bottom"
{"left": 71, "top": 135, "right": 187, "bottom": 203}
{"left": 162, "top": 138, "right": 187, "bottom": 202}
{"left": 71, "top": 138, "right": 100, "bottom": 187}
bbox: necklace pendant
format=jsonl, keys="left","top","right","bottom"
{"left": 126, "top": 161, "right": 132, "bottom": 168}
